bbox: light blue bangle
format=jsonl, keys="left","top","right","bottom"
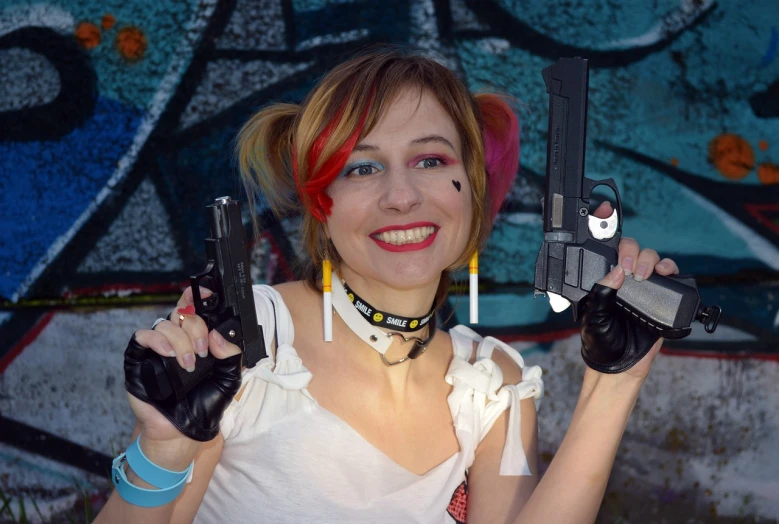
{"left": 111, "top": 437, "right": 194, "bottom": 508}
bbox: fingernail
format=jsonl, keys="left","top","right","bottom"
{"left": 634, "top": 264, "right": 648, "bottom": 282}
{"left": 199, "top": 286, "right": 212, "bottom": 297}
{"left": 612, "top": 264, "right": 624, "bottom": 278}
{"left": 162, "top": 341, "right": 176, "bottom": 358}
{"left": 656, "top": 261, "right": 668, "bottom": 271}
{"left": 212, "top": 330, "right": 225, "bottom": 348}
{"left": 622, "top": 257, "right": 633, "bottom": 275}
{"left": 183, "top": 353, "right": 195, "bottom": 372}
{"left": 196, "top": 338, "right": 208, "bottom": 358}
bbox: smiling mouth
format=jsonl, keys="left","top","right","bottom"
{"left": 371, "top": 226, "right": 436, "bottom": 246}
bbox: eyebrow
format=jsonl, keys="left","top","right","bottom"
{"left": 352, "top": 134, "right": 456, "bottom": 152}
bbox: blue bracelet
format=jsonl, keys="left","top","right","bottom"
{"left": 112, "top": 436, "right": 194, "bottom": 508}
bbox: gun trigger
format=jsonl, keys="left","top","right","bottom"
{"left": 587, "top": 208, "right": 618, "bottom": 240}
{"left": 200, "top": 294, "right": 219, "bottom": 310}
{"left": 547, "top": 292, "right": 571, "bottom": 313}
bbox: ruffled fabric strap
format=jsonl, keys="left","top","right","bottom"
{"left": 246, "top": 342, "right": 313, "bottom": 391}
{"left": 447, "top": 326, "right": 544, "bottom": 476}
{"left": 493, "top": 366, "right": 543, "bottom": 475}
{"left": 240, "top": 285, "right": 312, "bottom": 392}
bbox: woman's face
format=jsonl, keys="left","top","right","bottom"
{"left": 325, "top": 87, "right": 473, "bottom": 290}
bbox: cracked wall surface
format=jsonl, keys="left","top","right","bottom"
{"left": 1, "top": 0, "right": 777, "bottom": 521}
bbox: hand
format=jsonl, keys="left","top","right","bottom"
{"left": 580, "top": 202, "right": 680, "bottom": 381}
{"left": 124, "top": 286, "right": 243, "bottom": 446}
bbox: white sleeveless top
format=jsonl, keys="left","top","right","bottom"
{"left": 195, "top": 285, "right": 544, "bottom": 524}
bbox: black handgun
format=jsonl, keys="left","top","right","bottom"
{"left": 533, "top": 58, "right": 721, "bottom": 338}
{"left": 139, "top": 196, "right": 267, "bottom": 401}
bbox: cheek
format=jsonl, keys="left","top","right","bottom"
{"left": 327, "top": 181, "right": 360, "bottom": 219}
{"left": 432, "top": 175, "right": 473, "bottom": 231}
{"left": 325, "top": 182, "right": 373, "bottom": 244}
{"left": 456, "top": 177, "right": 474, "bottom": 221}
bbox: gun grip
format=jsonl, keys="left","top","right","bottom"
{"left": 615, "top": 273, "right": 712, "bottom": 339}
{"left": 139, "top": 315, "right": 254, "bottom": 401}
{"left": 139, "top": 353, "right": 216, "bottom": 402}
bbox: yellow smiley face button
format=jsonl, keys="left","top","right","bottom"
{"left": 373, "top": 312, "right": 384, "bottom": 322}
{"left": 409, "top": 319, "right": 419, "bottom": 329}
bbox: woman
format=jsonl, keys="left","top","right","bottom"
{"left": 95, "top": 48, "right": 678, "bottom": 523}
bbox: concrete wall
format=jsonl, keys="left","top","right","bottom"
{"left": 1, "top": 0, "right": 777, "bottom": 521}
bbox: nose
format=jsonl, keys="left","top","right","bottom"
{"left": 378, "top": 167, "right": 423, "bottom": 214}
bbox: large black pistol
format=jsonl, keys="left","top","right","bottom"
{"left": 533, "top": 58, "right": 722, "bottom": 372}
{"left": 139, "top": 196, "right": 267, "bottom": 401}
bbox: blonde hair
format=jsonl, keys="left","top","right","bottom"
{"left": 236, "top": 47, "right": 519, "bottom": 305}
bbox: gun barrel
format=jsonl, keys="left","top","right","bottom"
{"left": 541, "top": 57, "right": 589, "bottom": 234}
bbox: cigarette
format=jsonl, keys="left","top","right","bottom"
{"left": 323, "top": 259, "right": 332, "bottom": 342}
{"left": 470, "top": 252, "right": 478, "bottom": 324}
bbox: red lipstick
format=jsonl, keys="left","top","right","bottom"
{"left": 369, "top": 222, "right": 439, "bottom": 253}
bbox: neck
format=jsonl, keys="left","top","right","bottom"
{"left": 338, "top": 265, "right": 440, "bottom": 322}
{"left": 327, "top": 268, "right": 441, "bottom": 393}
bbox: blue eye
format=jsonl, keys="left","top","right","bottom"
{"left": 342, "top": 161, "right": 382, "bottom": 177}
{"left": 355, "top": 165, "right": 377, "bottom": 176}
{"left": 414, "top": 157, "right": 445, "bottom": 169}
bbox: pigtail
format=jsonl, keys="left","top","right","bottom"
{"left": 235, "top": 103, "right": 301, "bottom": 221}
{"left": 475, "top": 93, "right": 520, "bottom": 222}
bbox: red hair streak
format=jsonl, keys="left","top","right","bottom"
{"left": 294, "top": 94, "right": 372, "bottom": 222}
{"left": 478, "top": 94, "right": 520, "bottom": 222}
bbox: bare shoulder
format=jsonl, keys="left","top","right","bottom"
{"left": 464, "top": 338, "right": 524, "bottom": 386}
{"left": 446, "top": 329, "right": 524, "bottom": 386}
{"left": 272, "top": 280, "right": 315, "bottom": 309}
{"left": 435, "top": 329, "right": 451, "bottom": 348}
{"left": 272, "top": 279, "right": 308, "bottom": 297}
{"left": 492, "top": 343, "right": 524, "bottom": 386}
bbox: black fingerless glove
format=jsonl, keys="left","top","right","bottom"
{"left": 124, "top": 334, "right": 242, "bottom": 441}
{"left": 578, "top": 284, "right": 661, "bottom": 374}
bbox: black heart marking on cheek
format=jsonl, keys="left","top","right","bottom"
{"left": 452, "top": 180, "right": 461, "bottom": 192}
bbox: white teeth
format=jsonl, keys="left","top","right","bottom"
{"left": 375, "top": 227, "right": 436, "bottom": 245}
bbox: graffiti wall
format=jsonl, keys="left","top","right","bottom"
{"left": 1, "top": 0, "right": 777, "bottom": 520}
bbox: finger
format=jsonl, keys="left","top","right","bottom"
{"left": 655, "top": 257, "right": 679, "bottom": 276}
{"left": 618, "top": 237, "right": 640, "bottom": 276}
{"left": 633, "top": 248, "right": 660, "bottom": 282}
{"left": 176, "top": 286, "right": 214, "bottom": 310}
{"left": 596, "top": 264, "right": 625, "bottom": 290}
{"left": 179, "top": 312, "right": 210, "bottom": 359}
{"left": 208, "top": 330, "right": 243, "bottom": 360}
{"left": 592, "top": 201, "right": 613, "bottom": 219}
{"left": 133, "top": 329, "right": 177, "bottom": 359}
{"left": 153, "top": 320, "right": 198, "bottom": 373}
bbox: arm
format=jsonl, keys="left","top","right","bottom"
{"left": 170, "top": 433, "right": 225, "bottom": 524}
{"left": 168, "top": 358, "right": 254, "bottom": 523}
{"left": 514, "top": 367, "right": 643, "bottom": 523}
{"left": 96, "top": 395, "right": 241, "bottom": 524}
{"left": 94, "top": 435, "right": 222, "bottom": 524}
{"left": 94, "top": 291, "right": 247, "bottom": 523}
{"left": 93, "top": 422, "right": 207, "bottom": 524}
{"left": 467, "top": 350, "right": 538, "bottom": 524}
{"left": 467, "top": 343, "right": 646, "bottom": 524}
{"left": 471, "top": 252, "right": 671, "bottom": 523}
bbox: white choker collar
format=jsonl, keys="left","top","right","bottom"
{"left": 329, "top": 271, "right": 436, "bottom": 366}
